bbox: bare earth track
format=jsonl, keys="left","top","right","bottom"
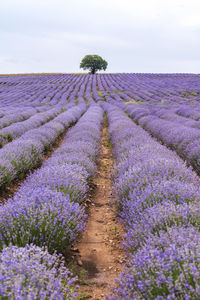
{"left": 72, "top": 117, "right": 125, "bottom": 299}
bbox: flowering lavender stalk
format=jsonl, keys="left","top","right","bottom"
{"left": 0, "top": 244, "right": 77, "bottom": 299}
{"left": 0, "top": 107, "right": 37, "bottom": 129}
{"left": 0, "top": 105, "right": 69, "bottom": 147}
{"left": 101, "top": 103, "right": 200, "bottom": 299}
{"left": 0, "top": 104, "right": 103, "bottom": 254}
{"left": 0, "top": 187, "right": 86, "bottom": 253}
{"left": 18, "top": 104, "right": 103, "bottom": 203}
{"left": 124, "top": 200, "right": 200, "bottom": 252}
{"left": 20, "top": 164, "right": 89, "bottom": 203}
{"left": 112, "top": 228, "right": 200, "bottom": 299}
{"left": 0, "top": 103, "right": 86, "bottom": 189}
{"left": 124, "top": 103, "right": 200, "bottom": 175}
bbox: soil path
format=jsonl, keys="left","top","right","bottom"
{"left": 74, "top": 117, "right": 125, "bottom": 299}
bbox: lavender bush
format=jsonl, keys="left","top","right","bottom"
{"left": 0, "top": 107, "right": 37, "bottom": 129}
{"left": 0, "top": 104, "right": 103, "bottom": 254}
{"left": 0, "top": 103, "right": 86, "bottom": 188}
{"left": 101, "top": 103, "right": 200, "bottom": 299}
{"left": 0, "top": 187, "right": 86, "bottom": 253}
{"left": 123, "top": 103, "right": 200, "bottom": 175}
{"left": 0, "top": 105, "right": 68, "bottom": 147}
{"left": 113, "top": 228, "right": 200, "bottom": 299}
{"left": 20, "top": 164, "right": 89, "bottom": 203}
{"left": 0, "top": 244, "right": 77, "bottom": 299}
{"left": 20, "top": 104, "right": 103, "bottom": 203}
{"left": 124, "top": 200, "right": 200, "bottom": 252}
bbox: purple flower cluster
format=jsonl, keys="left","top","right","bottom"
{"left": 20, "top": 103, "right": 103, "bottom": 202}
{"left": 1, "top": 72, "right": 200, "bottom": 299}
{"left": 0, "top": 107, "right": 37, "bottom": 129}
{"left": 124, "top": 104, "right": 200, "bottom": 175}
{"left": 0, "top": 244, "right": 77, "bottom": 299}
{"left": 0, "top": 187, "right": 86, "bottom": 253}
{"left": 102, "top": 103, "right": 200, "bottom": 299}
{"left": 0, "top": 103, "right": 86, "bottom": 189}
{"left": 115, "top": 228, "right": 200, "bottom": 299}
{"left": 0, "top": 104, "right": 103, "bottom": 298}
{"left": 0, "top": 104, "right": 72, "bottom": 147}
{"left": 45, "top": 103, "right": 103, "bottom": 175}
{"left": 1, "top": 73, "right": 200, "bottom": 108}
{"left": 176, "top": 105, "right": 200, "bottom": 120}
{"left": 0, "top": 104, "right": 103, "bottom": 253}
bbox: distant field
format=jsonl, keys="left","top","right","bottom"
{"left": 1, "top": 73, "right": 200, "bottom": 105}
{"left": 1, "top": 73, "right": 200, "bottom": 299}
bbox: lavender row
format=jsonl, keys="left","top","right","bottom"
{"left": 0, "top": 103, "right": 86, "bottom": 189}
{"left": 0, "top": 104, "right": 103, "bottom": 298}
{"left": 176, "top": 105, "right": 200, "bottom": 120}
{"left": 145, "top": 105, "right": 200, "bottom": 128}
{"left": 0, "top": 244, "right": 77, "bottom": 299}
{"left": 0, "top": 104, "right": 74, "bottom": 147}
{"left": 0, "top": 74, "right": 96, "bottom": 106}
{"left": 102, "top": 103, "right": 200, "bottom": 299}
{"left": 20, "top": 103, "right": 104, "bottom": 206}
{"left": 1, "top": 74, "right": 200, "bottom": 108}
{"left": 98, "top": 73, "right": 200, "bottom": 106}
{"left": 0, "top": 106, "right": 39, "bottom": 129}
{"left": 124, "top": 102, "right": 200, "bottom": 129}
{"left": 0, "top": 105, "right": 105, "bottom": 253}
{"left": 124, "top": 103, "right": 200, "bottom": 175}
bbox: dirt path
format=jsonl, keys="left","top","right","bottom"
{"left": 73, "top": 117, "right": 125, "bottom": 299}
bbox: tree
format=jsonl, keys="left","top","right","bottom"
{"left": 80, "top": 55, "right": 108, "bottom": 74}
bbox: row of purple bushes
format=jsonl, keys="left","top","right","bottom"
{"left": 102, "top": 103, "right": 200, "bottom": 299}
{"left": 123, "top": 103, "right": 200, "bottom": 175}
{"left": 0, "top": 104, "right": 74, "bottom": 147}
{"left": 0, "top": 104, "right": 104, "bottom": 299}
{"left": 0, "top": 102, "right": 86, "bottom": 189}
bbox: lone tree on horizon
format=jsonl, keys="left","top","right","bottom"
{"left": 80, "top": 55, "right": 108, "bottom": 74}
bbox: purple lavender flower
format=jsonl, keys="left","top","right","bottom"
{"left": 111, "top": 228, "right": 200, "bottom": 299}
{"left": 0, "top": 104, "right": 86, "bottom": 188}
{"left": 102, "top": 103, "right": 200, "bottom": 299}
{"left": 0, "top": 187, "right": 86, "bottom": 253}
{"left": 0, "top": 244, "right": 77, "bottom": 299}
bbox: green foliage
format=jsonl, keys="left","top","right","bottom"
{"left": 80, "top": 55, "right": 108, "bottom": 74}
{"left": 183, "top": 93, "right": 189, "bottom": 98}
{"left": 124, "top": 100, "right": 142, "bottom": 105}
{"left": 113, "top": 89, "right": 123, "bottom": 94}
{"left": 97, "top": 90, "right": 103, "bottom": 96}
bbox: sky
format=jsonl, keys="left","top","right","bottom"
{"left": 0, "top": 0, "right": 200, "bottom": 74}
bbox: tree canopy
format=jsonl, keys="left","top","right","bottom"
{"left": 80, "top": 55, "right": 108, "bottom": 74}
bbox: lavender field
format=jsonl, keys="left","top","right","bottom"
{"left": 0, "top": 73, "right": 200, "bottom": 299}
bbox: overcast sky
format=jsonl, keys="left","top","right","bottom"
{"left": 0, "top": 0, "right": 200, "bottom": 73}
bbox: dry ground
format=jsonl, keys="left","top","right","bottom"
{"left": 70, "top": 119, "right": 125, "bottom": 299}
